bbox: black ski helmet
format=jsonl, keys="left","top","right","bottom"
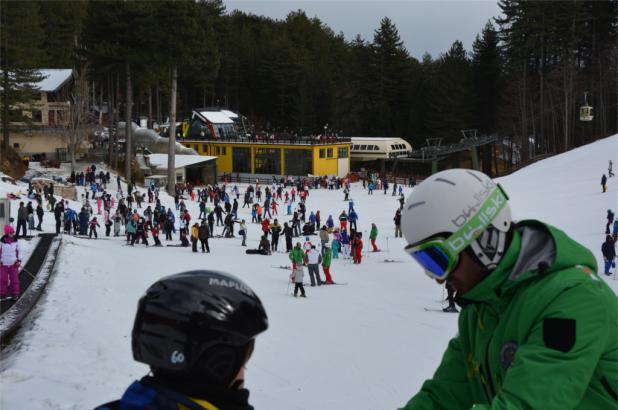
{"left": 131, "top": 270, "right": 268, "bottom": 386}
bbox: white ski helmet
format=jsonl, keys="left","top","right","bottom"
{"left": 401, "top": 169, "right": 512, "bottom": 271}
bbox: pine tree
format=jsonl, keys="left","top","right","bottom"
{"left": 472, "top": 22, "right": 502, "bottom": 135}
{"left": 0, "top": 0, "right": 47, "bottom": 154}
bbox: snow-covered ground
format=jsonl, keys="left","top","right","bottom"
{"left": 0, "top": 135, "right": 616, "bottom": 410}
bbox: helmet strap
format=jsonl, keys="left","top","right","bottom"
{"left": 470, "top": 226, "right": 507, "bottom": 271}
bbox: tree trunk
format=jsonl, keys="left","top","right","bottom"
{"left": 2, "top": 70, "right": 9, "bottom": 155}
{"left": 114, "top": 70, "right": 120, "bottom": 170}
{"left": 108, "top": 72, "right": 114, "bottom": 164}
{"left": 156, "top": 80, "right": 161, "bottom": 125}
{"left": 167, "top": 65, "right": 177, "bottom": 195}
{"left": 148, "top": 86, "right": 152, "bottom": 128}
{"left": 125, "top": 61, "right": 133, "bottom": 181}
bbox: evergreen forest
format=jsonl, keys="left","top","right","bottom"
{"left": 2, "top": 0, "right": 617, "bottom": 165}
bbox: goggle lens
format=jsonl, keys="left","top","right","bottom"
{"left": 408, "top": 244, "right": 452, "bottom": 279}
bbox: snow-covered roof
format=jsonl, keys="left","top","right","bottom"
{"left": 36, "top": 69, "right": 73, "bottom": 92}
{"left": 197, "top": 111, "right": 234, "bottom": 124}
{"left": 220, "top": 109, "right": 239, "bottom": 119}
{"left": 148, "top": 154, "right": 217, "bottom": 170}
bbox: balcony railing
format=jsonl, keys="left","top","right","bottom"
{"left": 181, "top": 134, "right": 351, "bottom": 145}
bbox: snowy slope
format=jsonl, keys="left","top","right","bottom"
{"left": 0, "top": 135, "right": 616, "bottom": 410}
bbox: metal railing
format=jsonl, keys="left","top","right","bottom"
{"left": 182, "top": 135, "right": 351, "bottom": 145}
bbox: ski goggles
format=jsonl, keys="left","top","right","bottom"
{"left": 405, "top": 184, "right": 509, "bottom": 280}
{"left": 405, "top": 238, "right": 458, "bottom": 280}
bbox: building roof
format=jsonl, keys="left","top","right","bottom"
{"left": 148, "top": 154, "right": 217, "bottom": 170}
{"left": 220, "top": 109, "right": 239, "bottom": 119}
{"left": 37, "top": 69, "right": 73, "bottom": 92}
{"left": 197, "top": 111, "right": 234, "bottom": 124}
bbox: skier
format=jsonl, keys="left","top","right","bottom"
{"left": 238, "top": 220, "right": 247, "bottom": 247}
{"left": 270, "top": 219, "right": 282, "bottom": 252}
{"left": 352, "top": 232, "right": 363, "bottom": 264}
{"left": 609, "top": 159, "right": 614, "bottom": 177}
{"left": 126, "top": 217, "right": 137, "bottom": 244}
{"left": 151, "top": 223, "right": 162, "bottom": 247}
{"left": 319, "top": 226, "right": 330, "bottom": 256}
{"left": 339, "top": 211, "right": 348, "bottom": 232}
{"left": 606, "top": 209, "right": 614, "bottom": 234}
{"left": 88, "top": 217, "right": 100, "bottom": 239}
{"left": 348, "top": 209, "right": 358, "bottom": 232}
{"left": 246, "top": 236, "right": 271, "bottom": 255}
{"left": 602, "top": 234, "right": 616, "bottom": 275}
{"left": 322, "top": 243, "right": 335, "bottom": 284}
{"left": 601, "top": 173, "right": 608, "bottom": 193}
{"left": 399, "top": 168, "right": 617, "bottom": 409}
{"left": 394, "top": 209, "right": 402, "bottom": 237}
{"left": 132, "top": 218, "right": 149, "bottom": 246}
{"left": 95, "top": 270, "right": 268, "bottom": 410}
{"left": 0, "top": 225, "right": 21, "bottom": 301}
{"left": 198, "top": 220, "right": 210, "bottom": 253}
{"left": 283, "top": 222, "right": 293, "bottom": 252}
{"left": 331, "top": 235, "right": 340, "bottom": 259}
{"left": 369, "top": 223, "right": 379, "bottom": 251}
{"left": 326, "top": 214, "right": 334, "bottom": 233}
{"left": 291, "top": 264, "right": 306, "bottom": 297}
{"left": 305, "top": 245, "right": 323, "bottom": 286}
{"left": 191, "top": 223, "right": 200, "bottom": 253}
{"left": 288, "top": 241, "right": 303, "bottom": 265}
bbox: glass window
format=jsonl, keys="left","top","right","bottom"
{"left": 202, "top": 144, "right": 208, "bottom": 153}
{"left": 360, "top": 145, "right": 367, "bottom": 150}
{"left": 319, "top": 149, "right": 326, "bottom": 158}
{"left": 337, "top": 147, "right": 348, "bottom": 158}
{"left": 373, "top": 145, "right": 379, "bottom": 150}
{"left": 221, "top": 147, "right": 226, "bottom": 155}
{"left": 284, "top": 149, "right": 312, "bottom": 176}
{"left": 352, "top": 145, "right": 358, "bottom": 150}
{"left": 391, "top": 145, "right": 397, "bottom": 150}
{"left": 254, "top": 148, "right": 281, "bottom": 175}
{"left": 327, "top": 148, "right": 333, "bottom": 158}
{"left": 232, "top": 147, "right": 251, "bottom": 173}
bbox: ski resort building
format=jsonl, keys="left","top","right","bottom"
{"left": 146, "top": 154, "right": 218, "bottom": 185}
{"left": 180, "top": 109, "right": 352, "bottom": 178}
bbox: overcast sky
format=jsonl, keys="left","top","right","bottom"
{"left": 224, "top": 0, "right": 502, "bottom": 59}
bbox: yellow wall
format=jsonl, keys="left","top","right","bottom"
{"left": 180, "top": 141, "right": 351, "bottom": 176}
{"left": 312, "top": 146, "right": 339, "bottom": 175}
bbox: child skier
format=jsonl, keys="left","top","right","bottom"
{"left": 322, "top": 243, "right": 335, "bottom": 284}
{"left": 369, "top": 223, "right": 379, "bottom": 251}
{"left": 331, "top": 236, "right": 341, "bottom": 259}
{"left": 88, "top": 217, "right": 100, "bottom": 239}
{"left": 0, "top": 225, "right": 21, "bottom": 301}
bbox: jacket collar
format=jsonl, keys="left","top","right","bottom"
{"left": 460, "top": 220, "right": 596, "bottom": 306}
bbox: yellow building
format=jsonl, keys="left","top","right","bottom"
{"left": 180, "top": 138, "right": 351, "bottom": 177}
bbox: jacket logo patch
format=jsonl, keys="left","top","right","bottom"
{"left": 499, "top": 341, "right": 518, "bottom": 369}
{"left": 543, "top": 318, "right": 576, "bottom": 353}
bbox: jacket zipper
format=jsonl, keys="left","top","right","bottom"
{"left": 484, "top": 335, "right": 496, "bottom": 399}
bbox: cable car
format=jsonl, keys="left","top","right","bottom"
{"left": 580, "top": 92, "right": 593, "bottom": 122}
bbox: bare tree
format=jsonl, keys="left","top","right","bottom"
{"left": 64, "top": 64, "right": 96, "bottom": 173}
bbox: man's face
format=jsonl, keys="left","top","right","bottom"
{"left": 444, "top": 250, "right": 488, "bottom": 295}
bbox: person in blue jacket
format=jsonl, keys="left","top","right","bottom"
{"left": 349, "top": 209, "right": 358, "bottom": 232}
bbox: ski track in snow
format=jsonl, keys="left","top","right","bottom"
{"left": 0, "top": 135, "right": 616, "bottom": 409}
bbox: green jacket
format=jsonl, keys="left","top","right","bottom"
{"left": 370, "top": 226, "right": 378, "bottom": 240}
{"left": 401, "top": 220, "right": 618, "bottom": 410}
{"left": 289, "top": 247, "right": 305, "bottom": 264}
{"left": 323, "top": 248, "right": 332, "bottom": 267}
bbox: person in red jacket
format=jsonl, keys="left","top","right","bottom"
{"left": 261, "top": 218, "right": 270, "bottom": 238}
{"left": 353, "top": 232, "right": 363, "bottom": 264}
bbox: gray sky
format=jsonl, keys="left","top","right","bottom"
{"left": 224, "top": 0, "right": 502, "bottom": 59}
